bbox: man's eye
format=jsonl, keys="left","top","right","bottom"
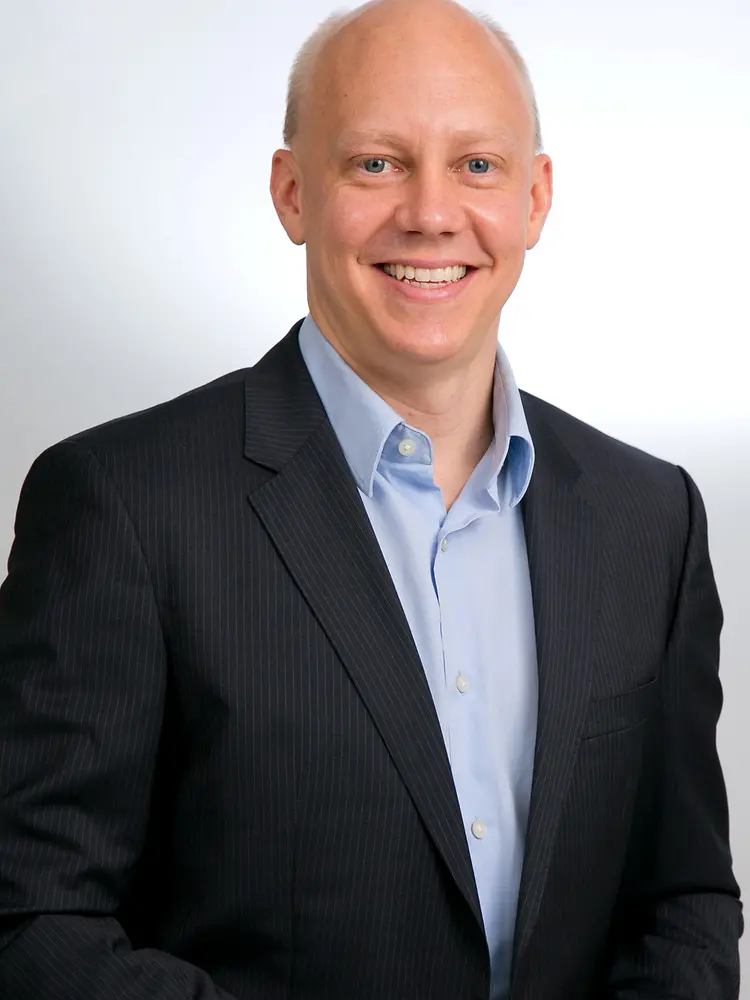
{"left": 466, "top": 158, "right": 493, "bottom": 174}
{"left": 359, "top": 158, "right": 389, "bottom": 174}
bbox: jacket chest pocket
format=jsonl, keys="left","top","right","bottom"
{"left": 580, "top": 677, "right": 657, "bottom": 740}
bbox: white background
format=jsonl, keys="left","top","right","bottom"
{"left": 1, "top": 0, "right": 748, "bottom": 987}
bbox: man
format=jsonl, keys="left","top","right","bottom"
{"left": 0, "top": 0, "right": 742, "bottom": 997}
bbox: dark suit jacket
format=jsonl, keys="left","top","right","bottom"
{"left": 0, "top": 320, "right": 742, "bottom": 999}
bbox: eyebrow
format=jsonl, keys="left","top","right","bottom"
{"left": 335, "top": 127, "right": 519, "bottom": 153}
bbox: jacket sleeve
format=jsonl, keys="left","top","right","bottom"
{"left": 604, "top": 467, "right": 743, "bottom": 999}
{"left": 0, "top": 440, "right": 241, "bottom": 999}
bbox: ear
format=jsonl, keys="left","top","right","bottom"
{"left": 526, "top": 154, "right": 553, "bottom": 250}
{"left": 269, "top": 148, "right": 306, "bottom": 246}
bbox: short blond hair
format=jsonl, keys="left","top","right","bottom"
{"left": 282, "top": 4, "right": 543, "bottom": 154}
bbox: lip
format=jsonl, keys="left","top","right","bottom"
{"left": 373, "top": 263, "right": 478, "bottom": 302}
{"left": 377, "top": 260, "right": 473, "bottom": 268}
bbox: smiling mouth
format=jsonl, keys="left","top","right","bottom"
{"left": 374, "top": 263, "right": 476, "bottom": 288}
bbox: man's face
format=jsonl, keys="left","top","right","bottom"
{"left": 271, "top": 3, "right": 552, "bottom": 378}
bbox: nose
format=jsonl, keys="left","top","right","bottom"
{"left": 393, "top": 165, "right": 467, "bottom": 237}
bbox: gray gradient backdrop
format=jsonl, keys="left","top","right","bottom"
{"left": 0, "top": 0, "right": 748, "bottom": 988}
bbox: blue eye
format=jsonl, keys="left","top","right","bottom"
{"left": 361, "top": 158, "right": 387, "bottom": 173}
{"left": 467, "top": 158, "right": 492, "bottom": 174}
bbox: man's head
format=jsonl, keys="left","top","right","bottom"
{"left": 270, "top": 0, "right": 552, "bottom": 385}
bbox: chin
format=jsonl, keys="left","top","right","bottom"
{"left": 375, "top": 325, "right": 473, "bottom": 363}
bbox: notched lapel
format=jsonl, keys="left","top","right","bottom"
{"left": 244, "top": 326, "right": 484, "bottom": 932}
{"left": 510, "top": 401, "right": 602, "bottom": 986}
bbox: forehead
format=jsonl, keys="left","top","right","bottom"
{"left": 307, "top": 18, "right": 531, "bottom": 146}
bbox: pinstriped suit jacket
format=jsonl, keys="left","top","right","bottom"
{"left": 0, "top": 319, "right": 742, "bottom": 999}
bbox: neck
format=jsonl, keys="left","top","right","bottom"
{"left": 378, "top": 365, "right": 495, "bottom": 503}
{"left": 323, "top": 330, "right": 498, "bottom": 510}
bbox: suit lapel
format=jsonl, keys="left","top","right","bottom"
{"left": 510, "top": 395, "right": 602, "bottom": 986}
{"left": 244, "top": 322, "right": 484, "bottom": 931}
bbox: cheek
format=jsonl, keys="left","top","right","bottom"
{"left": 324, "top": 190, "right": 386, "bottom": 253}
{"left": 473, "top": 194, "right": 528, "bottom": 256}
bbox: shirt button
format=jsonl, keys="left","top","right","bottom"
{"left": 455, "top": 674, "right": 469, "bottom": 694}
{"left": 440, "top": 537, "right": 448, "bottom": 552}
{"left": 471, "top": 819, "right": 487, "bottom": 840}
{"left": 398, "top": 438, "right": 416, "bottom": 457}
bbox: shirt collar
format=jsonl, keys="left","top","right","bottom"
{"left": 298, "top": 313, "right": 535, "bottom": 507}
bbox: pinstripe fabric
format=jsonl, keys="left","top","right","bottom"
{"left": 0, "top": 319, "right": 742, "bottom": 999}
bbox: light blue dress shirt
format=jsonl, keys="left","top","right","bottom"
{"left": 298, "top": 314, "right": 539, "bottom": 999}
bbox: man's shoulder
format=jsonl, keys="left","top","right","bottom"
{"left": 54, "top": 324, "right": 303, "bottom": 468}
{"left": 520, "top": 389, "right": 687, "bottom": 501}
{"left": 63, "top": 367, "right": 252, "bottom": 462}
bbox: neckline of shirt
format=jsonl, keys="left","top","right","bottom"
{"left": 297, "top": 313, "right": 535, "bottom": 506}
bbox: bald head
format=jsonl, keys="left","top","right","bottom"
{"left": 283, "top": 0, "right": 542, "bottom": 155}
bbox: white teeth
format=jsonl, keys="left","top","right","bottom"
{"left": 382, "top": 263, "right": 468, "bottom": 283}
